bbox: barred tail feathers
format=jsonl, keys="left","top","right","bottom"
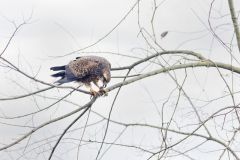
{"left": 50, "top": 65, "right": 66, "bottom": 71}
{"left": 51, "top": 65, "right": 78, "bottom": 84}
{"left": 51, "top": 71, "right": 76, "bottom": 84}
{"left": 51, "top": 71, "right": 65, "bottom": 78}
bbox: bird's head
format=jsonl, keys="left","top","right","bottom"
{"left": 102, "top": 70, "right": 111, "bottom": 87}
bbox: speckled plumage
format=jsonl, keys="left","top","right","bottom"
{"left": 50, "top": 56, "right": 111, "bottom": 88}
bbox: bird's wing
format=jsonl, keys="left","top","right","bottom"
{"left": 68, "top": 58, "right": 100, "bottom": 78}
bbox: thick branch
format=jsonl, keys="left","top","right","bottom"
{"left": 111, "top": 50, "right": 206, "bottom": 71}
{"left": 108, "top": 60, "right": 240, "bottom": 92}
{"left": 228, "top": 0, "right": 240, "bottom": 53}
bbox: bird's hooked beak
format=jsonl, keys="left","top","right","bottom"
{"left": 103, "top": 82, "right": 107, "bottom": 88}
{"left": 102, "top": 72, "right": 110, "bottom": 88}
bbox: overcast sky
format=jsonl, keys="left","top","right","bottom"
{"left": 0, "top": 0, "right": 240, "bottom": 160}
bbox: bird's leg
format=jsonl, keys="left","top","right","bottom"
{"left": 90, "top": 88, "right": 98, "bottom": 97}
{"left": 94, "top": 80, "right": 108, "bottom": 96}
{"left": 99, "top": 88, "right": 108, "bottom": 96}
{"left": 93, "top": 80, "right": 101, "bottom": 90}
{"left": 85, "top": 83, "right": 98, "bottom": 98}
{"left": 98, "top": 82, "right": 108, "bottom": 96}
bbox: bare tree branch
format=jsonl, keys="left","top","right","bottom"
{"left": 0, "top": 97, "right": 97, "bottom": 151}
{"left": 228, "top": 0, "right": 240, "bottom": 53}
{"left": 108, "top": 60, "right": 240, "bottom": 93}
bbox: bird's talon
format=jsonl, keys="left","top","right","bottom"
{"left": 90, "top": 90, "right": 98, "bottom": 97}
{"left": 90, "top": 95, "right": 94, "bottom": 99}
{"left": 99, "top": 88, "right": 108, "bottom": 96}
{"left": 90, "top": 88, "right": 108, "bottom": 97}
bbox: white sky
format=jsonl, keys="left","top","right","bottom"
{"left": 0, "top": 0, "right": 240, "bottom": 159}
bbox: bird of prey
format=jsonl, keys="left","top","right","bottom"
{"left": 50, "top": 56, "right": 111, "bottom": 96}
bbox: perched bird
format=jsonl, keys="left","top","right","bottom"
{"left": 50, "top": 56, "right": 111, "bottom": 96}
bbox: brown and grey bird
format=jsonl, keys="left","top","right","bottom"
{"left": 50, "top": 56, "right": 111, "bottom": 95}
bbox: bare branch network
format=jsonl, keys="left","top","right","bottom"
{"left": 0, "top": 0, "right": 240, "bottom": 160}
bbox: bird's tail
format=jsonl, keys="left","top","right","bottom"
{"left": 50, "top": 65, "right": 66, "bottom": 71}
{"left": 50, "top": 71, "right": 65, "bottom": 84}
{"left": 51, "top": 71, "right": 65, "bottom": 78}
{"left": 51, "top": 71, "right": 72, "bottom": 84}
{"left": 50, "top": 65, "right": 77, "bottom": 84}
{"left": 50, "top": 65, "right": 66, "bottom": 84}
{"left": 50, "top": 67, "right": 76, "bottom": 84}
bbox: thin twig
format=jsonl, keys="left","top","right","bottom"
{"left": 48, "top": 104, "right": 92, "bottom": 160}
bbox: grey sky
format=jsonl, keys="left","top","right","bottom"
{"left": 0, "top": 0, "right": 240, "bottom": 159}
